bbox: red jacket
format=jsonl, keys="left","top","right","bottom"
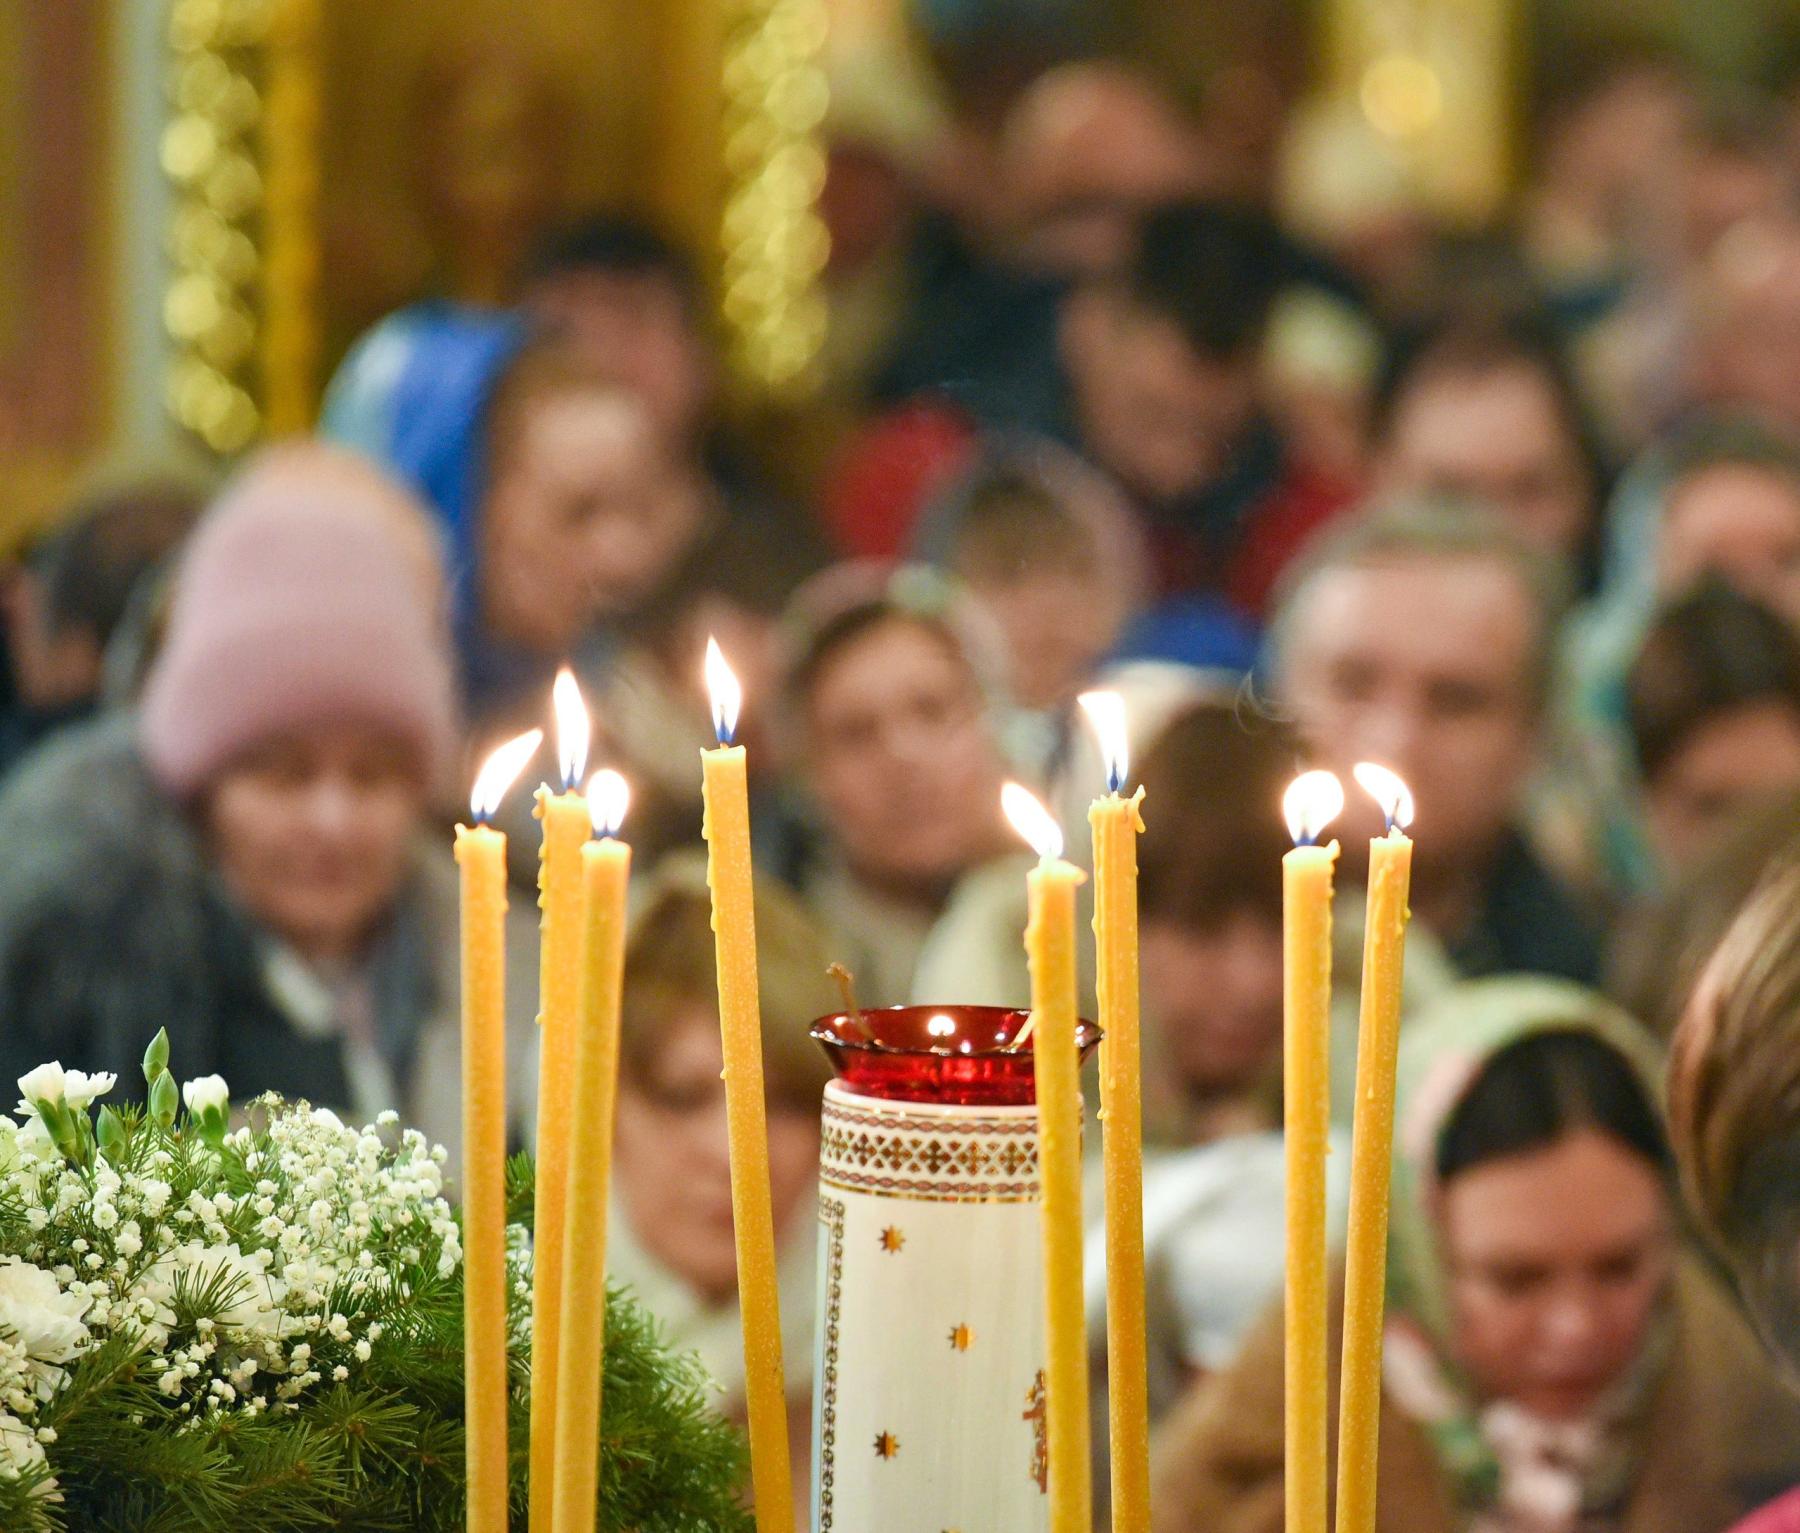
{"left": 825, "top": 399, "right": 1355, "bottom": 620}
{"left": 1733, "top": 1489, "right": 1800, "bottom": 1533}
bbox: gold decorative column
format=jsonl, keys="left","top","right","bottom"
{"left": 162, "top": 0, "right": 321, "bottom": 454}
{"left": 719, "top": 0, "right": 832, "bottom": 396}
{"left": 162, "top": 0, "right": 266, "bottom": 454}
{"left": 260, "top": 0, "right": 323, "bottom": 437}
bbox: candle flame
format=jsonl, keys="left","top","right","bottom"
{"left": 1352, "top": 761, "right": 1415, "bottom": 833}
{"left": 552, "top": 667, "right": 590, "bottom": 790}
{"left": 1078, "top": 690, "right": 1129, "bottom": 794}
{"left": 587, "top": 768, "right": 631, "bottom": 837}
{"left": 1002, "top": 781, "right": 1064, "bottom": 861}
{"left": 704, "top": 636, "right": 742, "bottom": 745}
{"left": 470, "top": 729, "right": 544, "bottom": 821}
{"left": 1283, "top": 769, "right": 1345, "bottom": 846}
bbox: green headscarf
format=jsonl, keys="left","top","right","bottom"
{"left": 1382, "top": 976, "right": 1670, "bottom": 1515}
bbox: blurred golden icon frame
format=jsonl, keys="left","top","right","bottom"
{"left": 160, "top": 0, "right": 830, "bottom": 458}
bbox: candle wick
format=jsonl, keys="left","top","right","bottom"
{"left": 827, "top": 962, "right": 872, "bottom": 1041}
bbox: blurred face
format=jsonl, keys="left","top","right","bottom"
{"left": 1281, "top": 554, "right": 1541, "bottom": 863}
{"left": 1705, "top": 240, "right": 1800, "bottom": 434}
{"left": 1003, "top": 69, "right": 1205, "bottom": 278}
{"left": 204, "top": 723, "right": 422, "bottom": 964}
{"left": 483, "top": 391, "right": 705, "bottom": 650}
{"left": 1548, "top": 66, "right": 1694, "bottom": 235}
{"left": 965, "top": 565, "right": 1118, "bottom": 712}
{"left": 0, "top": 569, "right": 102, "bottom": 709}
{"left": 1141, "top": 913, "right": 1284, "bottom": 1099}
{"left": 1645, "top": 701, "right": 1800, "bottom": 870}
{"left": 1680, "top": 146, "right": 1787, "bottom": 267}
{"left": 1064, "top": 290, "right": 1257, "bottom": 503}
{"left": 1380, "top": 364, "right": 1592, "bottom": 561}
{"left": 613, "top": 1007, "right": 819, "bottom": 1305}
{"left": 1441, "top": 1129, "right": 1673, "bottom": 1421}
{"left": 523, "top": 271, "right": 711, "bottom": 446}
{"left": 1658, "top": 464, "right": 1800, "bottom": 626}
{"left": 804, "top": 616, "right": 1008, "bottom": 891}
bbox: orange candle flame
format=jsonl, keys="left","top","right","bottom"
{"left": 1003, "top": 781, "right": 1064, "bottom": 862}
{"left": 1078, "top": 690, "right": 1130, "bottom": 794}
{"left": 1351, "top": 762, "right": 1415, "bottom": 834}
{"left": 470, "top": 729, "right": 544, "bottom": 821}
{"left": 552, "top": 668, "right": 591, "bottom": 791}
{"left": 1283, "top": 770, "right": 1346, "bottom": 847}
{"left": 587, "top": 768, "right": 631, "bottom": 838}
{"left": 704, "top": 636, "right": 743, "bottom": 745}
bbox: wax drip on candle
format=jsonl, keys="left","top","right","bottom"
{"left": 1351, "top": 761, "right": 1415, "bottom": 836}
{"left": 553, "top": 668, "right": 591, "bottom": 791}
{"left": 1283, "top": 770, "right": 1346, "bottom": 847}
{"left": 587, "top": 768, "right": 631, "bottom": 838}
{"left": 470, "top": 729, "right": 543, "bottom": 823}
{"left": 704, "top": 636, "right": 743, "bottom": 747}
{"left": 1078, "top": 690, "right": 1130, "bottom": 796}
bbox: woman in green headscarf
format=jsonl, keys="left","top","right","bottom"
{"left": 1149, "top": 977, "right": 1800, "bottom": 1533}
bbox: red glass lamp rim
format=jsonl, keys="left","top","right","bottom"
{"left": 808, "top": 1003, "right": 1102, "bottom": 1106}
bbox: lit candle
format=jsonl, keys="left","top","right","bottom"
{"left": 1078, "top": 692, "right": 1149, "bottom": 1533}
{"left": 457, "top": 727, "right": 543, "bottom": 1533}
{"left": 1334, "top": 763, "right": 1415, "bottom": 1533}
{"left": 551, "top": 770, "right": 632, "bottom": 1533}
{"left": 699, "top": 638, "right": 794, "bottom": 1533}
{"left": 531, "top": 668, "right": 592, "bottom": 1533}
{"left": 1004, "top": 781, "right": 1092, "bottom": 1533}
{"left": 1283, "top": 770, "right": 1344, "bottom": 1533}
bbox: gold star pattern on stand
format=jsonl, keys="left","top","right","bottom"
{"left": 949, "top": 1323, "right": 974, "bottom": 1351}
{"left": 873, "top": 1430, "right": 900, "bottom": 1460}
{"left": 879, "top": 1226, "right": 906, "bottom": 1253}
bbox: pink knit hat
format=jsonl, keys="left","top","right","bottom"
{"left": 139, "top": 443, "right": 459, "bottom": 798}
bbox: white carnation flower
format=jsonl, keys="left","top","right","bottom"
{"left": 146, "top": 1242, "right": 286, "bottom": 1343}
{"left": 0, "top": 1409, "right": 46, "bottom": 1484}
{"left": 59, "top": 1071, "right": 115, "bottom": 1111}
{"left": 0, "top": 1258, "right": 90, "bottom": 1398}
{"left": 181, "top": 1076, "right": 230, "bottom": 1116}
{"left": 14, "top": 1064, "right": 64, "bottom": 1113}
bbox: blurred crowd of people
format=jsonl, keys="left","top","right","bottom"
{"left": 12, "top": 28, "right": 1800, "bottom": 1532}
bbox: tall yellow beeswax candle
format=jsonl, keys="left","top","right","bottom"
{"left": 1282, "top": 770, "right": 1344, "bottom": 1533}
{"left": 1004, "top": 782, "right": 1092, "bottom": 1533}
{"left": 1335, "top": 764, "right": 1415, "bottom": 1533}
{"left": 458, "top": 728, "right": 542, "bottom": 1533}
{"left": 530, "top": 669, "right": 591, "bottom": 1533}
{"left": 700, "top": 639, "right": 793, "bottom": 1533}
{"left": 551, "top": 772, "right": 632, "bottom": 1533}
{"left": 1079, "top": 692, "right": 1150, "bottom": 1533}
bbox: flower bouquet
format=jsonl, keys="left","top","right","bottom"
{"left": 0, "top": 1033, "right": 752, "bottom": 1531}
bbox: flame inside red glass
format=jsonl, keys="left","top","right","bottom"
{"left": 809, "top": 1004, "right": 1102, "bottom": 1106}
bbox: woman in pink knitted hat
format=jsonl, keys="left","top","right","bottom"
{"left": 0, "top": 443, "right": 537, "bottom": 1161}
